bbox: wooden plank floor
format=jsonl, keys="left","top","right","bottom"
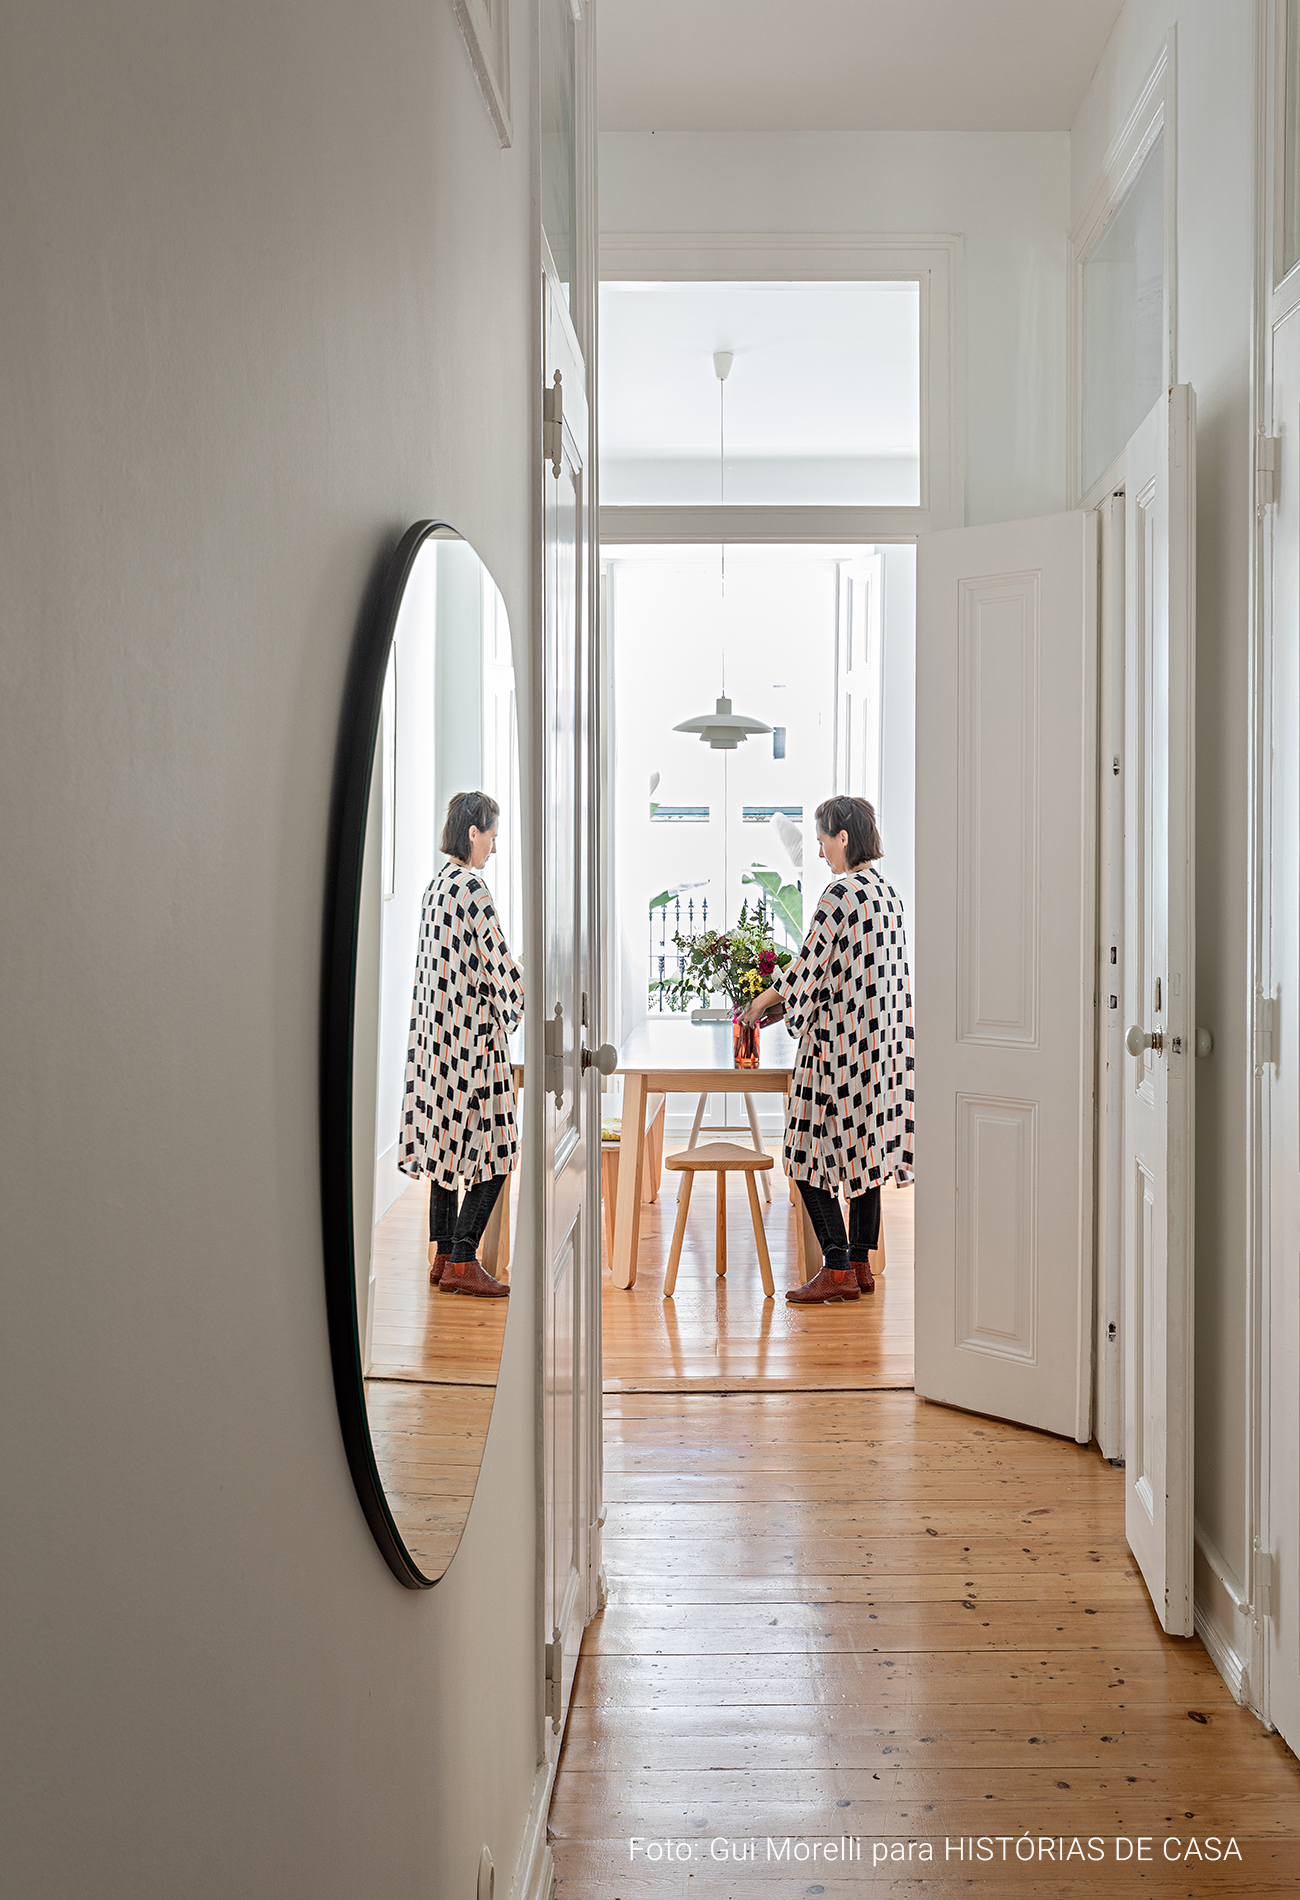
{"left": 603, "top": 1170, "right": 914, "bottom": 1393}
{"left": 551, "top": 1392, "right": 1300, "bottom": 1896}
{"left": 363, "top": 1175, "right": 515, "bottom": 1576}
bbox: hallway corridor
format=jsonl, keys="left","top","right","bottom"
{"left": 550, "top": 1390, "right": 1300, "bottom": 1896}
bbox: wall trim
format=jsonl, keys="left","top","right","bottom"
{"left": 598, "top": 231, "right": 965, "bottom": 534}
{"left": 1195, "top": 1599, "right": 1251, "bottom": 1707}
{"left": 508, "top": 1758, "right": 558, "bottom": 1900}
{"left": 1068, "top": 33, "right": 1177, "bottom": 505}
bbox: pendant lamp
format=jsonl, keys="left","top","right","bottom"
{"left": 672, "top": 352, "right": 771, "bottom": 755}
{"left": 671, "top": 350, "right": 771, "bottom": 944}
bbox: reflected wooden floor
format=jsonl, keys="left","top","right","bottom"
{"left": 369, "top": 1176, "right": 509, "bottom": 1385}
{"left": 551, "top": 1389, "right": 1300, "bottom": 1896}
{"left": 364, "top": 1175, "right": 513, "bottom": 1578}
{"left": 602, "top": 1168, "right": 914, "bottom": 1393}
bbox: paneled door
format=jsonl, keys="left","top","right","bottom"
{"left": 541, "top": 265, "right": 592, "bottom": 1755}
{"left": 915, "top": 512, "right": 1097, "bottom": 1440}
{"left": 1121, "top": 387, "right": 1196, "bottom": 1637}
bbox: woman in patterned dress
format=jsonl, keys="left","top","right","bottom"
{"left": 398, "top": 790, "right": 525, "bottom": 1297}
{"left": 741, "top": 795, "right": 913, "bottom": 1304}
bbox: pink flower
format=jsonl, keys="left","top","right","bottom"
{"left": 757, "top": 948, "right": 776, "bottom": 977}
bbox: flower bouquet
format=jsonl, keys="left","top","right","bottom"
{"left": 656, "top": 902, "right": 793, "bottom": 1068}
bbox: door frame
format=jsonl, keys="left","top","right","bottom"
{"left": 516, "top": 0, "right": 601, "bottom": 1891}
{"left": 1251, "top": 0, "right": 1293, "bottom": 1728}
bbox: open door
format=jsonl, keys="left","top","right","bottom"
{"left": 541, "top": 263, "right": 595, "bottom": 1753}
{"left": 915, "top": 511, "right": 1097, "bottom": 1441}
{"left": 1121, "top": 386, "right": 1196, "bottom": 1637}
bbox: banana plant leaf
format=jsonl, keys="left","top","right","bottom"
{"left": 742, "top": 864, "right": 803, "bottom": 942}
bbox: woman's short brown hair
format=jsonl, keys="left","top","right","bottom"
{"left": 814, "top": 795, "right": 883, "bottom": 868}
{"left": 441, "top": 790, "right": 500, "bottom": 861}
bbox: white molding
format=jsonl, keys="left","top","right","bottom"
{"left": 1251, "top": 0, "right": 1277, "bottom": 1734}
{"left": 508, "top": 1759, "right": 558, "bottom": 1900}
{"left": 449, "top": 0, "right": 512, "bottom": 147}
{"left": 1195, "top": 1600, "right": 1251, "bottom": 1707}
{"left": 1068, "top": 35, "right": 1176, "bottom": 506}
{"left": 600, "top": 503, "right": 927, "bottom": 545}
{"left": 598, "top": 231, "right": 965, "bottom": 534}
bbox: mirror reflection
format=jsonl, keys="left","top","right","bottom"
{"left": 352, "top": 528, "right": 523, "bottom": 1582}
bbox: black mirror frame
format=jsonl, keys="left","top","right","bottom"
{"left": 320, "top": 519, "right": 452, "bottom": 1588}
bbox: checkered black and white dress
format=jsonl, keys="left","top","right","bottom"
{"left": 398, "top": 861, "right": 525, "bottom": 1190}
{"left": 772, "top": 865, "right": 914, "bottom": 1195}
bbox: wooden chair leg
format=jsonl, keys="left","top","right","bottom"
{"left": 745, "top": 1170, "right": 775, "bottom": 1298}
{"left": 715, "top": 1170, "right": 727, "bottom": 1277}
{"left": 663, "top": 1170, "right": 694, "bottom": 1297}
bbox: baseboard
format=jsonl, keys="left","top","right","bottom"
{"left": 373, "top": 1139, "right": 405, "bottom": 1224}
{"left": 508, "top": 1757, "right": 558, "bottom": 1900}
{"left": 1193, "top": 1524, "right": 1251, "bottom": 1708}
{"left": 1194, "top": 1598, "right": 1249, "bottom": 1706}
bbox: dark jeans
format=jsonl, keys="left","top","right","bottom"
{"left": 796, "top": 1182, "right": 882, "bottom": 1267}
{"left": 428, "top": 1175, "right": 508, "bottom": 1262}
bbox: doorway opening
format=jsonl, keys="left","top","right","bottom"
{"left": 599, "top": 541, "right": 917, "bottom": 1393}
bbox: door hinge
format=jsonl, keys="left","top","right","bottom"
{"left": 545, "top": 1629, "right": 563, "bottom": 1732}
{"left": 544, "top": 1001, "right": 565, "bottom": 1109}
{"left": 1255, "top": 1546, "right": 1274, "bottom": 1621}
{"left": 1258, "top": 991, "right": 1279, "bottom": 1070}
{"left": 1258, "top": 433, "right": 1281, "bottom": 505}
{"left": 543, "top": 371, "right": 563, "bottom": 476}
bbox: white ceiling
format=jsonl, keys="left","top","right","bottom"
{"left": 597, "top": 0, "right": 1124, "bottom": 133}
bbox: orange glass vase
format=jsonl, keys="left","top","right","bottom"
{"left": 732, "top": 1014, "right": 760, "bottom": 1070}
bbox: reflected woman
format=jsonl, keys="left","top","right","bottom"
{"left": 399, "top": 790, "right": 524, "bottom": 1298}
{"left": 741, "top": 795, "right": 913, "bottom": 1303}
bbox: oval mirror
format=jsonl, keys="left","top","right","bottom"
{"left": 322, "top": 522, "right": 524, "bottom": 1586}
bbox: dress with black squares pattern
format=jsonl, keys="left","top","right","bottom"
{"left": 772, "top": 865, "right": 914, "bottom": 1194}
{"left": 398, "top": 861, "right": 525, "bottom": 1191}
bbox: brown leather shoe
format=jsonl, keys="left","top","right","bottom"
{"left": 786, "top": 1265, "right": 861, "bottom": 1304}
{"left": 428, "top": 1249, "right": 452, "bottom": 1287}
{"left": 851, "top": 1255, "right": 875, "bottom": 1293}
{"left": 439, "top": 1257, "right": 509, "bottom": 1298}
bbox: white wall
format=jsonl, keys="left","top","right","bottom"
{"left": 0, "top": 4, "right": 542, "bottom": 1895}
{"left": 599, "top": 129, "right": 1072, "bottom": 526}
{"left": 1072, "top": 0, "right": 1256, "bottom": 1680}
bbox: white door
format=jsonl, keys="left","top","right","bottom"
{"left": 541, "top": 266, "right": 592, "bottom": 1753}
{"left": 915, "top": 512, "right": 1097, "bottom": 1440}
{"left": 1121, "top": 387, "right": 1196, "bottom": 1638}
{"left": 834, "top": 554, "right": 884, "bottom": 804}
{"left": 1266, "top": 312, "right": 1300, "bottom": 1738}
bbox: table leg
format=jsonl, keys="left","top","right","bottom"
{"left": 743, "top": 1093, "right": 772, "bottom": 1203}
{"left": 792, "top": 1182, "right": 822, "bottom": 1286}
{"left": 610, "top": 1070, "right": 648, "bottom": 1290}
{"left": 479, "top": 1170, "right": 510, "bottom": 1277}
{"left": 715, "top": 1170, "right": 727, "bottom": 1277}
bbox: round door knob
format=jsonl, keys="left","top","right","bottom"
{"left": 1126, "top": 1024, "right": 1164, "bottom": 1057}
{"left": 581, "top": 1042, "right": 618, "bottom": 1075}
{"left": 1196, "top": 1027, "right": 1214, "bottom": 1058}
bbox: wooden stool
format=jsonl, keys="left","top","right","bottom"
{"left": 601, "top": 1094, "right": 666, "bottom": 1267}
{"left": 663, "top": 1142, "right": 775, "bottom": 1299}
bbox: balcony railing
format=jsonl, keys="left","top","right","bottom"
{"left": 648, "top": 887, "right": 780, "bottom": 1013}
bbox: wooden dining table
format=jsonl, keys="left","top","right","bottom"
{"left": 611, "top": 1017, "right": 826, "bottom": 1290}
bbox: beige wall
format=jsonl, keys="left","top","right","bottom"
{"left": 0, "top": 3, "right": 542, "bottom": 1893}
{"left": 1073, "top": 0, "right": 1257, "bottom": 1660}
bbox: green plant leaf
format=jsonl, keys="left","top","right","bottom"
{"left": 742, "top": 863, "right": 803, "bottom": 942}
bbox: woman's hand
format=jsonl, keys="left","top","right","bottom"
{"left": 741, "top": 986, "right": 782, "bottom": 1026}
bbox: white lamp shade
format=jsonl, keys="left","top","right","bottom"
{"left": 673, "top": 694, "right": 772, "bottom": 751}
